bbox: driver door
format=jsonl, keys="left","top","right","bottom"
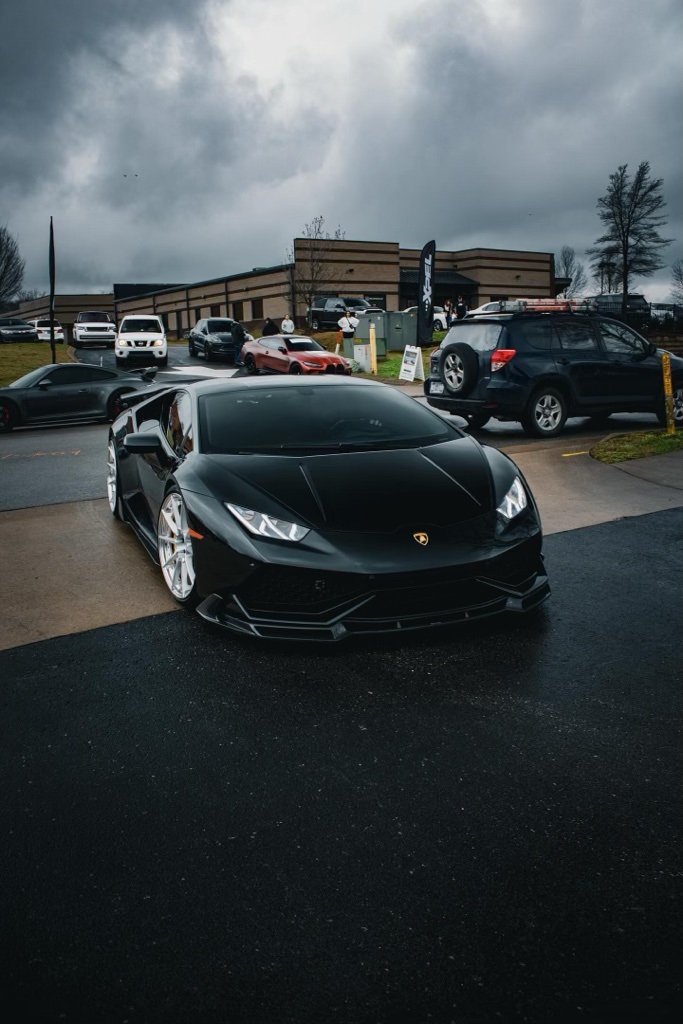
{"left": 595, "top": 320, "right": 661, "bottom": 407}
{"left": 24, "top": 365, "right": 98, "bottom": 420}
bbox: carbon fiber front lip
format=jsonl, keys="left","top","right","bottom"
{"left": 196, "top": 574, "right": 550, "bottom": 642}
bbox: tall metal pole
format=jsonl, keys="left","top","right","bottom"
{"left": 48, "top": 217, "right": 56, "bottom": 364}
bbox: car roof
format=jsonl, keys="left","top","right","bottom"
{"left": 184, "top": 375, "right": 383, "bottom": 399}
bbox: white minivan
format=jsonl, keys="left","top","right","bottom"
{"left": 115, "top": 314, "right": 167, "bottom": 367}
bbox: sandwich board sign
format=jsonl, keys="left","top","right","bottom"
{"left": 398, "top": 345, "right": 425, "bottom": 383}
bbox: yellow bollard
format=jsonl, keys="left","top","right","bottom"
{"left": 369, "top": 322, "right": 378, "bottom": 375}
{"left": 661, "top": 352, "right": 675, "bottom": 434}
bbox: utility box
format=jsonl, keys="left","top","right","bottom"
{"left": 354, "top": 315, "right": 388, "bottom": 359}
{"left": 353, "top": 343, "right": 372, "bottom": 372}
{"left": 386, "top": 311, "right": 418, "bottom": 350}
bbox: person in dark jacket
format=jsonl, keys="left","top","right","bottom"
{"left": 455, "top": 296, "right": 468, "bottom": 319}
{"left": 232, "top": 320, "right": 247, "bottom": 366}
{"left": 262, "top": 318, "right": 279, "bottom": 336}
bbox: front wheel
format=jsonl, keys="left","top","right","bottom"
{"left": 106, "top": 439, "right": 123, "bottom": 520}
{"left": 245, "top": 354, "right": 258, "bottom": 375}
{"left": 288, "top": 362, "right": 302, "bottom": 374}
{"left": 106, "top": 390, "right": 129, "bottom": 422}
{"left": 157, "top": 490, "right": 199, "bottom": 607}
{"left": 522, "top": 387, "right": 568, "bottom": 438}
{"left": 0, "top": 399, "right": 17, "bottom": 432}
{"left": 188, "top": 339, "right": 196, "bottom": 357}
{"left": 158, "top": 356, "right": 168, "bottom": 367}
{"left": 311, "top": 318, "right": 321, "bottom": 331}
{"left": 656, "top": 382, "right": 683, "bottom": 428}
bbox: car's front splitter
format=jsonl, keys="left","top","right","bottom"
{"left": 196, "top": 568, "right": 550, "bottom": 642}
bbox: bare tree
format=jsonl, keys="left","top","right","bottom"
{"left": 555, "top": 246, "right": 588, "bottom": 296}
{"left": 16, "top": 288, "right": 47, "bottom": 302}
{"left": 671, "top": 258, "right": 683, "bottom": 305}
{"left": 586, "top": 162, "right": 672, "bottom": 314}
{"left": 286, "top": 216, "right": 345, "bottom": 320}
{"left": 0, "top": 224, "right": 25, "bottom": 307}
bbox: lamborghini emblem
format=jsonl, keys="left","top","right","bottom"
{"left": 413, "top": 532, "right": 429, "bottom": 546}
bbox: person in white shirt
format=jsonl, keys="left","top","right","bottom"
{"left": 338, "top": 310, "right": 360, "bottom": 339}
{"left": 281, "top": 314, "right": 295, "bottom": 334}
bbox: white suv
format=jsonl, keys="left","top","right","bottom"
{"left": 73, "top": 310, "right": 117, "bottom": 348}
{"left": 115, "top": 314, "right": 167, "bottom": 367}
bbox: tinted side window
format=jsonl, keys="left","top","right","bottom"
{"left": 555, "top": 321, "right": 598, "bottom": 351}
{"left": 165, "top": 391, "right": 193, "bottom": 456}
{"left": 596, "top": 321, "right": 647, "bottom": 355}
{"left": 43, "top": 366, "right": 91, "bottom": 385}
{"left": 86, "top": 368, "right": 118, "bottom": 381}
{"left": 514, "top": 320, "right": 555, "bottom": 350}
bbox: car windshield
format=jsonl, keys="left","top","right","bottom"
{"left": 285, "top": 339, "right": 324, "bottom": 352}
{"left": 207, "top": 320, "right": 234, "bottom": 333}
{"left": 198, "top": 384, "right": 459, "bottom": 455}
{"left": 120, "top": 319, "right": 161, "bottom": 333}
{"left": 0, "top": 318, "right": 30, "bottom": 326}
{"left": 79, "top": 312, "right": 112, "bottom": 323}
{"left": 9, "top": 368, "right": 48, "bottom": 388}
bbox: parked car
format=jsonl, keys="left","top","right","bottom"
{"left": 25, "top": 318, "right": 65, "bottom": 343}
{"left": 402, "top": 306, "right": 449, "bottom": 330}
{"left": 466, "top": 300, "right": 526, "bottom": 318}
{"left": 581, "top": 294, "right": 650, "bottom": 317}
{"left": 106, "top": 376, "right": 549, "bottom": 640}
{"left": 0, "top": 316, "right": 39, "bottom": 343}
{"left": 72, "top": 310, "right": 116, "bottom": 348}
{"left": 0, "top": 362, "right": 157, "bottom": 432}
{"left": 424, "top": 312, "right": 683, "bottom": 436}
{"left": 115, "top": 314, "right": 167, "bottom": 368}
{"left": 242, "top": 335, "right": 352, "bottom": 376}
{"left": 188, "top": 318, "right": 242, "bottom": 363}
{"left": 306, "top": 297, "right": 383, "bottom": 330}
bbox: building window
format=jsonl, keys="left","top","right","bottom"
{"left": 210, "top": 304, "right": 220, "bottom": 317}
{"left": 194, "top": 307, "right": 201, "bottom": 323}
{"left": 251, "top": 298, "right": 263, "bottom": 319}
{"left": 232, "top": 301, "right": 244, "bottom": 321}
{"left": 176, "top": 309, "right": 184, "bottom": 333}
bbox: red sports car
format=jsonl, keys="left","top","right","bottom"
{"left": 242, "top": 335, "right": 352, "bottom": 376}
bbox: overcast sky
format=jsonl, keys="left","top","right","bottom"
{"left": 1, "top": 0, "right": 681, "bottom": 300}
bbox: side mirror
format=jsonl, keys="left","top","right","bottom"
{"left": 648, "top": 341, "right": 658, "bottom": 356}
{"left": 37, "top": 380, "right": 52, "bottom": 389}
{"left": 123, "top": 432, "right": 163, "bottom": 455}
{"left": 278, "top": 346, "right": 287, "bottom": 354}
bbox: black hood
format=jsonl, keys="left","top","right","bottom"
{"left": 187, "top": 436, "right": 495, "bottom": 532}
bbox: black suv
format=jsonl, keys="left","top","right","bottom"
{"left": 424, "top": 312, "right": 683, "bottom": 437}
{"left": 306, "top": 297, "right": 381, "bottom": 330}
{"left": 188, "top": 318, "right": 243, "bottom": 362}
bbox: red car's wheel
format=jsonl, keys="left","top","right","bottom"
{"left": 245, "top": 354, "right": 258, "bottom": 375}
{"left": 288, "top": 362, "right": 302, "bottom": 374}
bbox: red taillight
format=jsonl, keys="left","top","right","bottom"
{"left": 491, "top": 349, "right": 515, "bottom": 372}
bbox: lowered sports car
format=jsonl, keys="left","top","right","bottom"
{"left": 0, "top": 362, "right": 158, "bottom": 432}
{"left": 242, "top": 335, "right": 351, "bottom": 375}
{"left": 107, "top": 376, "right": 549, "bottom": 641}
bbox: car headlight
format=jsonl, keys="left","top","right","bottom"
{"left": 303, "top": 360, "right": 321, "bottom": 367}
{"left": 153, "top": 339, "right": 164, "bottom": 347}
{"left": 496, "top": 476, "right": 528, "bottom": 521}
{"left": 226, "top": 503, "right": 310, "bottom": 542}
{"left": 118, "top": 338, "right": 128, "bottom": 346}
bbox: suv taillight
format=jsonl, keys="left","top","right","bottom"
{"left": 491, "top": 349, "right": 515, "bottom": 372}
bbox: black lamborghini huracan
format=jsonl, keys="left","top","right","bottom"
{"left": 108, "top": 376, "right": 549, "bottom": 641}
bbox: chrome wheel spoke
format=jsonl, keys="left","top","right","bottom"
{"left": 158, "top": 492, "right": 195, "bottom": 600}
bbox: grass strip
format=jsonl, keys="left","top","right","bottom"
{"left": 0, "top": 343, "right": 72, "bottom": 387}
{"left": 591, "top": 429, "right": 683, "bottom": 463}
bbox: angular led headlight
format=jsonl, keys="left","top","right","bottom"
{"left": 226, "top": 503, "right": 309, "bottom": 542}
{"left": 496, "top": 476, "right": 527, "bottom": 521}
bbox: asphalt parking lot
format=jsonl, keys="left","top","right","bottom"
{"left": 0, "top": 373, "right": 682, "bottom": 1023}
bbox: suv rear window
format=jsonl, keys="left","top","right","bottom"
{"left": 444, "top": 322, "right": 503, "bottom": 351}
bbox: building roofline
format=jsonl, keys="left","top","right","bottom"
{"left": 113, "top": 263, "right": 293, "bottom": 302}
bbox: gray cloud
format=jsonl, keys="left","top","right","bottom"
{"left": 1, "top": 0, "right": 681, "bottom": 299}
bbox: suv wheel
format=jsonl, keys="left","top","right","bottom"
{"left": 656, "top": 381, "right": 683, "bottom": 428}
{"left": 522, "top": 387, "right": 568, "bottom": 438}
{"left": 440, "top": 343, "right": 479, "bottom": 396}
{"left": 311, "top": 317, "right": 321, "bottom": 331}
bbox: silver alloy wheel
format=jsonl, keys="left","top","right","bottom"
{"left": 674, "top": 386, "right": 683, "bottom": 423}
{"left": 443, "top": 352, "right": 465, "bottom": 391}
{"left": 106, "top": 441, "right": 118, "bottom": 513}
{"left": 534, "top": 393, "right": 563, "bottom": 432}
{"left": 157, "top": 492, "right": 196, "bottom": 601}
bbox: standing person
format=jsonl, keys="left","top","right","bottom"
{"left": 281, "top": 313, "right": 295, "bottom": 335}
{"left": 338, "top": 309, "right": 359, "bottom": 341}
{"left": 231, "top": 319, "right": 247, "bottom": 366}
{"left": 262, "top": 317, "right": 279, "bottom": 336}
{"left": 445, "top": 299, "right": 453, "bottom": 329}
{"left": 455, "top": 295, "right": 468, "bottom": 320}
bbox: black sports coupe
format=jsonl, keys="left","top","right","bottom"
{"left": 108, "top": 376, "right": 549, "bottom": 641}
{"left": 0, "top": 362, "right": 158, "bottom": 432}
